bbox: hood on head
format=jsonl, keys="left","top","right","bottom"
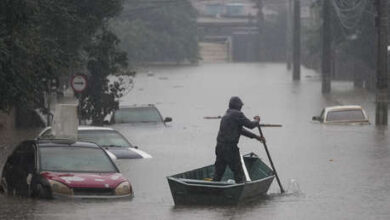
{"left": 229, "top": 96, "right": 243, "bottom": 110}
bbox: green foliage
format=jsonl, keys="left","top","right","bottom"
{"left": 0, "top": 0, "right": 125, "bottom": 112}
{"left": 110, "top": 0, "right": 199, "bottom": 65}
{"left": 0, "top": 0, "right": 44, "bottom": 111}
{"left": 79, "top": 29, "right": 128, "bottom": 125}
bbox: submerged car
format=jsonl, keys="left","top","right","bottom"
{"left": 0, "top": 139, "right": 133, "bottom": 199}
{"left": 38, "top": 126, "right": 152, "bottom": 159}
{"left": 312, "top": 105, "right": 370, "bottom": 124}
{"left": 107, "top": 104, "right": 172, "bottom": 125}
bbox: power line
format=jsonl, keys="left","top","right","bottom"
{"left": 331, "top": 0, "right": 368, "bottom": 31}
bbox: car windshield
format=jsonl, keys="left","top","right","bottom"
{"left": 113, "top": 107, "right": 162, "bottom": 123}
{"left": 39, "top": 146, "right": 117, "bottom": 173}
{"left": 326, "top": 109, "right": 366, "bottom": 122}
{"left": 78, "top": 130, "right": 131, "bottom": 148}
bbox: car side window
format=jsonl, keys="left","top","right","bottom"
{"left": 5, "top": 149, "right": 21, "bottom": 168}
{"left": 2, "top": 143, "right": 36, "bottom": 194}
{"left": 19, "top": 144, "right": 36, "bottom": 174}
{"left": 3, "top": 143, "right": 26, "bottom": 175}
{"left": 7, "top": 143, "right": 35, "bottom": 173}
{"left": 326, "top": 110, "right": 365, "bottom": 122}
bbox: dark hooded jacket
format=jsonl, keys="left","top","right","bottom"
{"left": 216, "top": 97, "right": 258, "bottom": 144}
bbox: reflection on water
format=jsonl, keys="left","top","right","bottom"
{"left": 1, "top": 63, "right": 390, "bottom": 220}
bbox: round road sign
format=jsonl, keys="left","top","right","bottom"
{"left": 71, "top": 74, "right": 87, "bottom": 93}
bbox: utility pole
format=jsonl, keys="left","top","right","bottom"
{"left": 321, "top": 0, "right": 331, "bottom": 93}
{"left": 375, "top": 0, "right": 388, "bottom": 125}
{"left": 292, "top": 0, "right": 301, "bottom": 80}
{"left": 286, "top": 0, "right": 293, "bottom": 70}
{"left": 256, "top": 0, "right": 264, "bottom": 62}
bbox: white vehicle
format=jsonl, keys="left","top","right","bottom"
{"left": 38, "top": 126, "right": 152, "bottom": 159}
{"left": 312, "top": 105, "right": 370, "bottom": 125}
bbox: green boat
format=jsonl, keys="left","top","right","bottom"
{"left": 167, "top": 152, "right": 275, "bottom": 205}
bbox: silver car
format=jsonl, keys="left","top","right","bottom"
{"left": 38, "top": 126, "right": 152, "bottom": 159}
{"left": 106, "top": 104, "right": 172, "bottom": 126}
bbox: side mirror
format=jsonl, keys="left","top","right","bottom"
{"left": 312, "top": 116, "right": 320, "bottom": 121}
{"left": 164, "top": 117, "right": 172, "bottom": 123}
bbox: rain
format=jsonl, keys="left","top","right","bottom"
{"left": 1, "top": 0, "right": 390, "bottom": 219}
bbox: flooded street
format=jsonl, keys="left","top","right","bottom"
{"left": 1, "top": 63, "right": 390, "bottom": 219}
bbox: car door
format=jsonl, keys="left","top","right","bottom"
{"left": 2, "top": 146, "right": 22, "bottom": 194}
{"left": 2, "top": 142, "right": 36, "bottom": 196}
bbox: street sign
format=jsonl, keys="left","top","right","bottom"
{"left": 71, "top": 74, "right": 87, "bottom": 93}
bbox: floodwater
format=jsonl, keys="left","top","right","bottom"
{"left": 1, "top": 63, "right": 390, "bottom": 220}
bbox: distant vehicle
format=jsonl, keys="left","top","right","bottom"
{"left": 312, "top": 105, "right": 370, "bottom": 124}
{"left": 38, "top": 126, "right": 152, "bottom": 159}
{"left": 107, "top": 104, "right": 172, "bottom": 125}
{"left": 0, "top": 139, "right": 133, "bottom": 199}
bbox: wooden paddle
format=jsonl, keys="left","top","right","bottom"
{"left": 203, "top": 116, "right": 282, "bottom": 127}
{"left": 257, "top": 124, "right": 285, "bottom": 193}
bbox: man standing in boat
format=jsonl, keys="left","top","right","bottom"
{"left": 213, "top": 96, "right": 265, "bottom": 183}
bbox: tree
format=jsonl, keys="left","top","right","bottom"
{"left": 79, "top": 29, "right": 128, "bottom": 125}
{"left": 110, "top": 0, "right": 199, "bottom": 65}
{"left": 0, "top": 0, "right": 47, "bottom": 112}
{"left": 0, "top": 0, "right": 125, "bottom": 113}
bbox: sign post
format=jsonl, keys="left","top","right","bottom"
{"left": 71, "top": 74, "right": 87, "bottom": 93}
{"left": 42, "top": 77, "right": 58, "bottom": 126}
{"left": 71, "top": 74, "right": 87, "bottom": 124}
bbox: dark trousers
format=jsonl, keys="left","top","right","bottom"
{"left": 213, "top": 143, "right": 244, "bottom": 183}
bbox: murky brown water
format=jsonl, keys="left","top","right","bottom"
{"left": 1, "top": 63, "right": 390, "bottom": 220}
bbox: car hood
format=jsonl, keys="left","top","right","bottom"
{"left": 112, "top": 123, "right": 166, "bottom": 130}
{"left": 104, "top": 147, "right": 152, "bottom": 159}
{"left": 41, "top": 172, "right": 127, "bottom": 188}
{"left": 106, "top": 147, "right": 141, "bottom": 159}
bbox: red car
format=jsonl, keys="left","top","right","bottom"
{"left": 0, "top": 139, "right": 133, "bottom": 199}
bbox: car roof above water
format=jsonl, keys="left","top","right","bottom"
{"left": 78, "top": 126, "right": 114, "bottom": 131}
{"left": 325, "top": 105, "right": 364, "bottom": 112}
{"left": 39, "top": 126, "right": 115, "bottom": 134}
